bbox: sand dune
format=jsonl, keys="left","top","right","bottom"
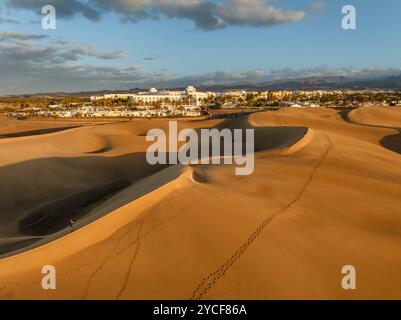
{"left": 345, "top": 107, "right": 401, "bottom": 155}
{"left": 348, "top": 106, "right": 401, "bottom": 128}
{"left": 0, "top": 118, "right": 308, "bottom": 256}
{"left": 0, "top": 109, "right": 401, "bottom": 299}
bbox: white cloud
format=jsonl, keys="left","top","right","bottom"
{"left": 5, "top": 0, "right": 315, "bottom": 30}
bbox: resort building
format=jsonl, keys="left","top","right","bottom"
{"left": 91, "top": 86, "right": 212, "bottom": 107}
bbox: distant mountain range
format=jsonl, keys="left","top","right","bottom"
{"left": 198, "top": 75, "right": 401, "bottom": 92}
{"left": 5, "top": 75, "right": 401, "bottom": 98}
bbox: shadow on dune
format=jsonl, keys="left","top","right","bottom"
{"left": 338, "top": 108, "right": 353, "bottom": 123}
{"left": 380, "top": 133, "right": 401, "bottom": 154}
{"left": 0, "top": 151, "right": 170, "bottom": 257}
{"left": 0, "top": 126, "right": 81, "bottom": 139}
{"left": 339, "top": 109, "right": 401, "bottom": 155}
{"left": 18, "top": 180, "right": 132, "bottom": 236}
{"left": 85, "top": 146, "right": 113, "bottom": 154}
{"left": 212, "top": 117, "right": 308, "bottom": 153}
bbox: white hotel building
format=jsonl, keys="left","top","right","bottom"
{"left": 91, "top": 86, "right": 213, "bottom": 107}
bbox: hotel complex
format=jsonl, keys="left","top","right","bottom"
{"left": 91, "top": 86, "right": 213, "bottom": 107}
{"left": 9, "top": 87, "right": 394, "bottom": 120}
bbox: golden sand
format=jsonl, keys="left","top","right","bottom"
{"left": 0, "top": 108, "right": 400, "bottom": 299}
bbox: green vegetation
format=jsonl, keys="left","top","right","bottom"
{"left": 294, "top": 91, "right": 401, "bottom": 107}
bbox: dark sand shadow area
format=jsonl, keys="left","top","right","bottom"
{"left": 213, "top": 116, "right": 308, "bottom": 153}
{"left": 85, "top": 146, "right": 113, "bottom": 154}
{"left": 0, "top": 126, "right": 81, "bottom": 139}
{"left": 380, "top": 132, "right": 401, "bottom": 154}
{"left": 0, "top": 151, "right": 170, "bottom": 257}
{"left": 18, "top": 180, "right": 132, "bottom": 236}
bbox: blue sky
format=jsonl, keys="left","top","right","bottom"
{"left": 1, "top": 0, "right": 401, "bottom": 94}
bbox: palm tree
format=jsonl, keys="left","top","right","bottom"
{"left": 154, "top": 101, "right": 162, "bottom": 116}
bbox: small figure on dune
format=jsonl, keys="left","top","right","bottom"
{"left": 68, "top": 219, "right": 75, "bottom": 232}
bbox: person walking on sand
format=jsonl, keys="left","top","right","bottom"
{"left": 68, "top": 219, "right": 75, "bottom": 233}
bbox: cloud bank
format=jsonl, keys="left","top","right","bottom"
{"left": 1, "top": 32, "right": 400, "bottom": 95}
{"left": 1, "top": 30, "right": 399, "bottom": 95}
{"left": 5, "top": 0, "right": 310, "bottom": 30}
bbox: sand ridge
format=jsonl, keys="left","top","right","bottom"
{"left": 0, "top": 117, "right": 308, "bottom": 256}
